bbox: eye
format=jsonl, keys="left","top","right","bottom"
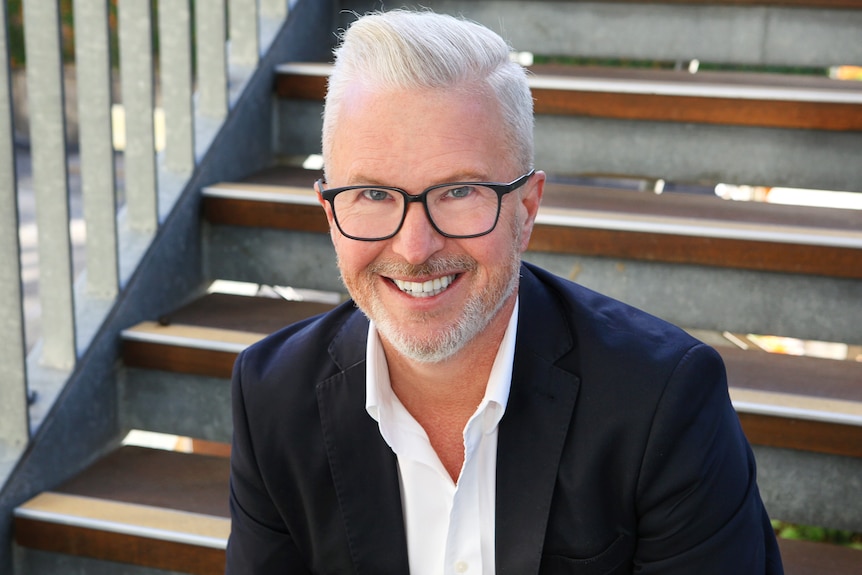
{"left": 361, "top": 188, "right": 392, "bottom": 201}
{"left": 445, "top": 185, "right": 475, "bottom": 199}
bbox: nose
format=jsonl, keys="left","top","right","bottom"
{"left": 390, "top": 202, "right": 445, "bottom": 264}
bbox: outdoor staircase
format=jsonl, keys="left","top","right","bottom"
{"left": 7, "top": 0, "right": 862, "bottom": 573}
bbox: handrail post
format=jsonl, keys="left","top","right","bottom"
{"left": 260, "top": 0, "right": 288, "bottom": 21}
{"left": 159, "top": 0, "right": 195, "bottom": 174}
{"left": 119, "top": 0, "right": 158, "bottom": 232}
{"left": 229, "top": 0, "right": 260, "bottom": 68}
{"left": 74, "top": 0, "right": 119, "bottom": 299}
{"left": 22, "top": 0, "right": 77, "bottom": 370}
{"left": 0, "top": 0, "right": 29, "bottom": 458}
{"left": 197, "top": 0, "right": 229, "bottom": 119}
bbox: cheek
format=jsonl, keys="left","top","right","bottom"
{"left": 332, "top": 235, "right": 380, "bottom": 274}
{"left": 466, "top": 236, "right": 514, "bottom": 274}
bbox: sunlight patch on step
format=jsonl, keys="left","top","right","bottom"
{"left": 122, "top": 430, "right": 231, "bottom": 457}
{"left": 207, "top": 279, "right": 343, "bottom": 305}
{"left": 685, "top": 329, "right": 861, "bottom": 362}
{"left": 716, "top": 183, "right": 862, "bottom": 211}
{"left": 122, "top": 430, "right": 188, "bottom": 452}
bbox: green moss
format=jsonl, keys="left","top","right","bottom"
{"left": 773, "top": 520, "right": 862, "bottom": 550}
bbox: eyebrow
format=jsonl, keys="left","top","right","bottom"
{"left": 345, "top": 172, "right": 491, "bottom": 188}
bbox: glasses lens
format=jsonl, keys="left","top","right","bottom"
{"left": 330, "top": 183, "right": 502, "bottom": 240}
{"left": 426, "top": 184, "right": 500, "bottom": 237}
{"left": 332, "top": 187, "right": 405, "bottom": 240}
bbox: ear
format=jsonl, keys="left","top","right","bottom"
{"left": 315, "top": 180, "right": 336, "bottom": 229}
{"left": 517, "top": 170, "right": 544, "bottom": 253}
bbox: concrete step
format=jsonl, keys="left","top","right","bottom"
{"left": 14, "top": 446, "right": 229, "bottom": 575}
{"left": 13, "top": 444, "right": 861, "bottom": 574}
{"left": 273, "top": 62, "right": 862, "bottom": 191}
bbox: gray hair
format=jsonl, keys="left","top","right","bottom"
{"left": 321, "top": 10, "right": 534, "bottom": 178}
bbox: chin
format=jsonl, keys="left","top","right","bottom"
{"left": 370, "top": 271, "right": 518, "bottom": 364}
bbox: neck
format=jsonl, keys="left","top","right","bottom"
{"left": 383, "top": 301, "right": 512, "bottom": 482}
{"left": 383, "top": 295, "right": 515, "bottom": 424}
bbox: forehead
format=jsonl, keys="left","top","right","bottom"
{"left": 328, "top": 83, "right": 515, "bottom": 186}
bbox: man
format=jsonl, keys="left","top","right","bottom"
{"left": 227, "top": 9, "right": 783, "bottom": 574}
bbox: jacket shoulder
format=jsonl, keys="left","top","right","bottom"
{"left": 522, "top": 262, "right": 702, "bottom": 367}
{"left": 233, "top": 299, "right": 366, "bottom": 396}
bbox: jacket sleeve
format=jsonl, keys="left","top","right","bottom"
{"left": 632, "top": 344, "right": 783, "bottom": 574}
{"left": 225, "top": 349, "right": 312, "bottom": 574}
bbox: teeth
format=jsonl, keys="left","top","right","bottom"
{"left": 393, "top": 274, "right": 456, "bottom": 297}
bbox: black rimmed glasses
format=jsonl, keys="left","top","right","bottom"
{"left": 317, "top": 170, "right": 534, "bottom": 241}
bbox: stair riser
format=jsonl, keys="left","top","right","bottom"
{"left": 120, "top": 369, "right": 232, "bottom": 444}
{"left": 203, "top": 226, "right": 344, "bottom": 294}
{"left": 754, "top": 445, "right": 862, "bottom": 533}
{"left": 341, "top": 0, "right": 862, "bottom": 67}
{"left": 535, "top": 117, "right": 862, "bottom": 193}
{"left": 15, "top": 534, "right": 223, "bottom": 575}
{"left": 15, "top": 547, "right": 200, "bottom": 575}
{"left": 524, "top": 251, "right": 862, "bottom": 346}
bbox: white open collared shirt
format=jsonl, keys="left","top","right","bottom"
{"left": 365, "top": 299, "right": 518, "bottom": 575}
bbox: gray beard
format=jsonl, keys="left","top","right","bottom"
{"left": 372, "top": 257, "right": 519, "bottom": 364}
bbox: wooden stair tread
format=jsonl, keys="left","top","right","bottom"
{"left": 122, "top": 294, "right": 338, "bottom": 377}
{"left": 51, "top": 446, "right": 229, "bottom": 518}
{"left": 15, "top": 446, "right": 229, "bottom": 574}
{"left": 276, "top": 61, "right": 862, "bottom": 98}
{"left": 122, "top": 293, "right": 862, "bottom": 402}
{"left": 275, "top": 62, "right": 862, "bottom": 131}
{"left": 162, "top": 292, "right": 336, "bottom": 335}
{"left": 125, "top": 293, "right": 337, "bottom": 345}
{"left": 529, "top": 65, "right": 862, "bottom": 93}
{"left": 125, "top": 322, "right": 264, "bottom": 351}
{"left": 723, "top": 347, "right": 862, "bottom": 402}
{"left": 541, "top": 180, "right": 862, "bottom": 234}
{"left": 527, "top": 64, "right": 862, "bottom": 131}
{"left": 17, "top": 492, "right": 228, "bottom": 545}
{"left": 777, "top": 538, "right": 862, "bottom": 575}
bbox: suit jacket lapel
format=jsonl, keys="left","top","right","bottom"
{"left": 314, "top": 266, "right": 580, "bottom": 575}
{"left": 316, "top": 311, "right": 410, "bottom": 574}
{"left": 496, "top": 265, "right": 581, "bottom": 575}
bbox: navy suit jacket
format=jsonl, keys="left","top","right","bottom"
{"left": 227, "top": 263, "right": 783, "bottom": 574}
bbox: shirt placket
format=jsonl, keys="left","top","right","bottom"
{"left": 444, "top": 416, "right": 484, "bottom": 575}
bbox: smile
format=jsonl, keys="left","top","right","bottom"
{"left": 392, "top": 274, "right": 457, "bottom": 298}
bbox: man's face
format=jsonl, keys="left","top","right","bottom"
{"left": 319, "top": 83, "right": 543, "bottom": 363}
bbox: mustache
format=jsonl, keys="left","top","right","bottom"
{"left": 368, "top": 254, "right": 478, "bottom": 278}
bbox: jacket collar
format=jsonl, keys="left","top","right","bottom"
{"left": 495, "top": 263, "right": 581, "bottom": 574}
{"left": 316, "top": 308, "right": 410, "bottom": 573}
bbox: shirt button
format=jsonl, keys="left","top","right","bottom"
{"left": 454, "top": 561, "right": 469, "bottom": 573}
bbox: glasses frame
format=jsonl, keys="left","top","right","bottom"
{"left": 317, "top": 170, "right": 535, "bottom": 241}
